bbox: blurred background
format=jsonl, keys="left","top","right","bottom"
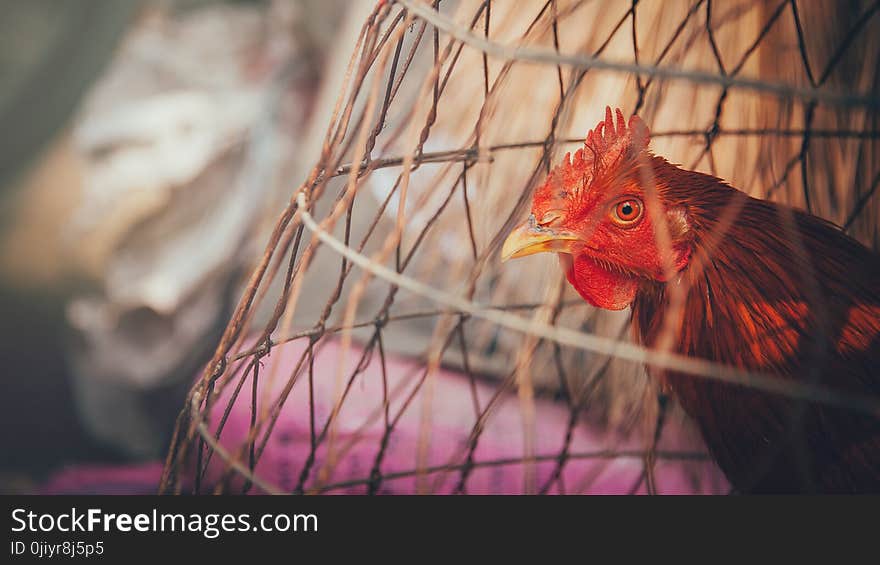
{"left": 0, "top": 0, "right": 356, "bottom": 491}
{"left": 1, "top": 0, "right": 877, "bottom": 494}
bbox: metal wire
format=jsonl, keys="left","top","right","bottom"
{"left": 159, "top": 0, "right": 880, "bottom": 495}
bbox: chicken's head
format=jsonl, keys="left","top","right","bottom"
{"left": 501, "top": 107, "right": 692, "bottom": 310}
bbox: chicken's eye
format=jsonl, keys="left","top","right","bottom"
{"left": 610, "top": 198, "right": 643, "bottom": 226}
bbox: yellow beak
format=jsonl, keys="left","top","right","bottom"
{"left": 500, "top": 215, "right": 581, "bottom": 262}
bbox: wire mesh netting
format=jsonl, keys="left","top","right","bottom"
{"left": 159, "top": 0, "right": 880, "bottom": 494}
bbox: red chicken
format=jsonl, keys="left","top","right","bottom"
{"left": 502, "top": 107, "right": 880, "bottom": 493}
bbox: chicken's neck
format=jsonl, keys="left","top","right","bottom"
{"left": 633, "top": 187, "right": 877, "bottom": 378}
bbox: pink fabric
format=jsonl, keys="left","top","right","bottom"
{"left": 200, "top": 337, "right": 728, "bottom": 494}
{"left": 41, "top": 463, "right": 164, "bottom": 495}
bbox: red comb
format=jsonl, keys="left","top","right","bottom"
{"left": 542, "top": 107, "right": 649, "bottom": 195}
{"left": 584, "top": 106, "right": 650, "bottom": 170}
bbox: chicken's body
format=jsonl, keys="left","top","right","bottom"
{"left": 503, "top": 107, "right": 880, "bottom": 493}
{"left": 632, "top": 159, "right": 880, "bottom": 492}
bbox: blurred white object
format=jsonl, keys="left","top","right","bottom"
{"left": 71, "top": 89, "right": 263, "bottom": 315}
{"left": 64, "top": 2, "right": 305, "bottom": 457}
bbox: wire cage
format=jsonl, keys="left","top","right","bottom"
{"left": 159, "top": 0, "right": 880, "bottom": 494}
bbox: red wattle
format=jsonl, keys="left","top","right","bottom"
{"left": 563, "top": 253, "right": 640, "bottom": 310}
